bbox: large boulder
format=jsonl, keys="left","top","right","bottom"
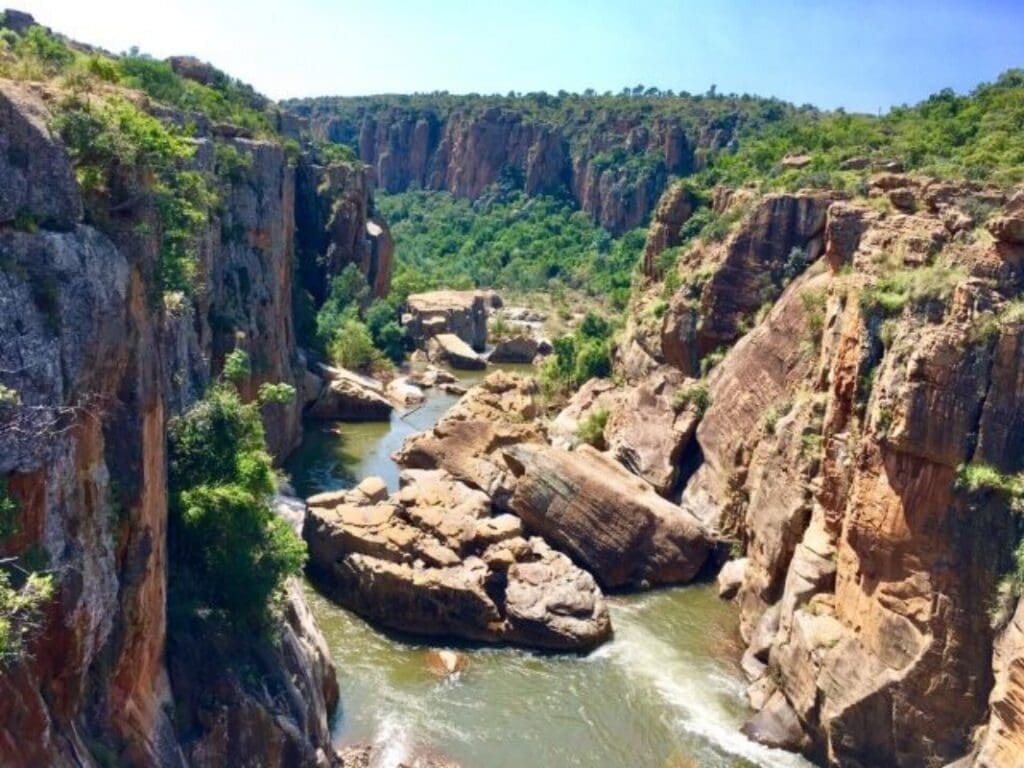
{"left": 488, "top": 335, "right": 538, "bottom": 363}
{"left": 306, "top": 366, "right": 393, "bottom": 420}
{"left": 426, "top": 333, "right": 487, "bottom": 370}
{"left": 503, "top": 443, "right": 713, "bottom": 589}
{"left": 394, "top": 371, "right": 545, "bottom": 507}
{"left": 303, "top": 470, "right": 611, "bottom": 650}
{"left": 404, "top": 290, "right": 491, "bottom": 351}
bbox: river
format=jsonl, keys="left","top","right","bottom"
{"left": 285, "top": 366, "right": 814, "bottom": 768}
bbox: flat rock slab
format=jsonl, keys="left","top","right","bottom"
{"left": 427, "top": 333, "right": 487, "bottom": 370}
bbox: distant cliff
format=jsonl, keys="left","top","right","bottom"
{"left": 285, "top": 92, "right": 796, "bottom": 233}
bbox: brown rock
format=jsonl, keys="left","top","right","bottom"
{"left": 643, "top": 180, "right": 696, "bottom": 278}
{"left": 489, "top": 335, "right": 538, "bottom": 363}
{"left": 605, "top": 368, "right": 700, "bottom": 496}
{"left": 404, "top": 290, "right": 491, "bottom": 350}
{"left": 504, "top": 443, "right": 712, "bottom": 588}
{"left": 307, "top": 368, "right": 393, "bottom": 420}
{"left": 427, "top": 333, "right": 487, "bottom": 370}
{"left": 303, "top": 471, "right": 611, "bottom": 650}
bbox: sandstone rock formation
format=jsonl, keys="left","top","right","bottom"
{"left": 0, "top": 74, "right": 361, "bottom": 766}
{"left": 304, "top": 471, "right": 611, "bottom": 650}
{"left": 658, "top": 181, "right": 1024, "bottom": 766}
{"left": 426, "top": 333, "right": 488, "bottom": 370}
{"left": 488, "top": 334, "right": 539, "bottom": 363}
{"left": 404, "top": 290, "right": 490, "bottom": 351}
{"left": 642, "top": 180, "right": 695, "bottom": 278}
{"left": 307, "top": 366, "right": 394, "bottom": 420}
{"left": 394, "top": 371, "right": 545, "bottom": 508}
{"left": 295, "top": 157, "right": 393, "bottom": 303}
{"left": 295, "top": 100, "right": 743, "bottom": 233}
{"left": 504, "top": 443, "right": 712, "bottom": 589}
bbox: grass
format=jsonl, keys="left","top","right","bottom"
{"left": 860, "top": 263, "right": 964, "bottom": 318}
{"left": 576, "top": 408, "right": 610, "bottom": 448}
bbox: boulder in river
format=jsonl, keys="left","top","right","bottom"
{"left": 427, "top": 333, "right": 488, "bottom": 370}
{"left": 503, "top": 443, "right": 713, "bottom": 589}
{"left": 303, "top": 469, "right": 611, "bottom": 651}
{"left": 307, "top": 366, "right": 393, "bottom": 421}
{"left": 489, "top": 335, "right": 539, "bottom": 363}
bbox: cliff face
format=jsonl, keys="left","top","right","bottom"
{"left": 298, "top": 103, "right": 739, "bottom": 234}
{"left": 0, "top": 75, "right": 377, "bottom": 766}
{"left": 623, "top": 176, "right": 1024, "bottom": 765}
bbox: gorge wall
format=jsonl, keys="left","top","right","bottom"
{"left": 612, "top": 175, "right": 1024, "bottom": 766}
{"left": 286, "top": 95, "right": 769, "bottom": 233}
{"left": 0, "top": 45, "right": 387, "bottom": 765}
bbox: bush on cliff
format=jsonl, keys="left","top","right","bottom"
{"left": 168, "top": 384, "right": 305, "bottom": 628}
{"left": 539, "top": 312, "right": 615, "bottom": 396}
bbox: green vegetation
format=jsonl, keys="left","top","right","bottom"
{"left": 315, "top": 264, "right": 405, "bottom": 372}
{"left": 956, "top": 463, "right": 1024, "bottom": 594}
{"left": 576, "top": 408, "right": 609, "bottom": 449}
{"left": 800, "top": 289, "right": 827, "bottom": 351}
{"left": 52, "top": 94, "right": 218, "bottom": 295}
{"left": 168, "top": 380, "right": 305, "bottom": 628}
{"left": 538, "top": 312, "right": 615, "bottom": 396}
{"left": 0, "top": 568, "right": 55, "bottom": 663}
{"left": 955, "top": 463, "right": 1024, "bottom": 506}
{"left": 860, "top": 263, "right": 964, "bottom": 318}
{"left": 379, "top": 189, "right": 646, "bottom": 310}
{"left": 672, "top": 383, "right": 712, "bottom": 416}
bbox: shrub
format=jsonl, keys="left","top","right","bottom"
{"left": 860, "top": 264, "right": 964, "bottom": 318}
{"left": 0, "top": 569, "right": 55, "bottom": 663}
{"left": 168, "top": 385, "right": 305, "bottom": 627}
{"left": 257, "top": 382, "right": 296, "bottom": 405}
{"left": 800, "top": 289, "right": 827, "bottom": 349}
{"left": 214, "top": 143, "right": 253, "bottom": 182}
{"left": 223, "top": 348, "right": 251, "bottom": 384}
{"left": 672, "top": 383, "right": 712, "bottom": 416}
{"left": 574, "top": 338, "right": 612, "bottom": 383}
{"left": 365, "top": 300, "right": 406, "bottom": 364}
{"left": 576, "top": 408, "right": 609, "bottom": 448}
{"left": 52, "top": 95, "right": 218, "bottom": 295}
{"left": 955, "top": 463, "right": 1024, "bottom": 506}
{"left": 700, "top": 346, "right": 728, "bottom": 377}
{"left": 327, "top": 317, "right": 385, "bottom": 372}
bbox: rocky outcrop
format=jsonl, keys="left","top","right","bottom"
{"left": 488, "top": 335, "right": 538, "bottom": 363}
{"left": 394, "top": 371, "right": 545, "bottom": 508}
{"left": 295, "top": 157, "right": 392, "bottom": 303}
{"left": 403, "top": 290, "right": 490, "bottom": 351}
{"left": 972, "top": 599, "right": 1024, "bottom": 767}
{"left": 168, "top": 581, "right": 339, "bottom": 767}
{"left": 662, "top": 184, "right": 1024, "bottom": 766}
{"left": 642, "top": 180, "right": 695, "bottom": 278}
{"left": 426, "top": 333, "right": 487, "bottom": 370}
{"left": 292, "top": 99, "right": 746, "bottom": 233}
{"left": 304, "top": 470, "right": 611, "bottom": 650}
{"left": 504, "top": 443, "right": 712, "bottom": 589}
{"left": 307, "top": 366, "right": 393, "bottom": 421}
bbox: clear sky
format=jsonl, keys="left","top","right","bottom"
{"left": 11, "top": 0, "right": 1024, "bottom": 112}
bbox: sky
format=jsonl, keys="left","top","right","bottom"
{"left": 11, "top": 1, "right": 1024, "bottom": 112}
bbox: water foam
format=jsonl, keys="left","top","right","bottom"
{"left": 609, "top": 604, "right": 812, "bottom": 768}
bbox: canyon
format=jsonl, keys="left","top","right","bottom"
{"left": 1, "top": 9, "right": 1024, "bottom": 768}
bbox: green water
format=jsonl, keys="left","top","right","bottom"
{"left": 286, "top": 366, "right": 814, "bottom": 768}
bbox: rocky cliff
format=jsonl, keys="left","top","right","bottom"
{"left": 0, "top": 44, "right": 386, "bottom": 764}
{"left": 286, "top": 95, "right": 772, "bottom": 233}
{"left": 617, "top": 175, "right": 1024, "bottom": 766}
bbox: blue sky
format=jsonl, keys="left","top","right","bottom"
{"left": 15, "top": 0, "right": 1024, "bottom": 112}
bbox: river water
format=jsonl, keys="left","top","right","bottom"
{"left": 285, "top": 367, "right": 814, "bottom": 768}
